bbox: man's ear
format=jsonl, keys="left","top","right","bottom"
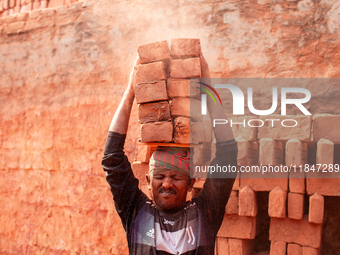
{"left": 146, "top": 174, "right": 152, "bottom": 190}
{"left": 187, "top": 178, "right": 196, "bottom": 192}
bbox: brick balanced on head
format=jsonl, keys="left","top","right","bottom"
{"left": 133, "top": 38, "right": 204, "bottom": 144}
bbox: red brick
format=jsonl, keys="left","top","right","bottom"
{"left": 228, "top": 238, "right": 253, "bottom": 255}
{"left": 312, "top": 114, "right": 340, "bottom": 143}
{"left": 288, "top": 243, "right": 302, "bottom": 255}
{"left": 225, "top": 190, "right": 239, "bottom": 215}
{"left": 9, "top": 0, "right": 15, "bottom": 8}
{"left": 48, "top": 0, "right": 64, "bottom": 8}
{"left": 270, "top": 241, "right": 286, "bottom": 255}
{"left": 186, "top": 189, "right": 194, "bottom": 201}
{"left": 133, "top": 81, "right": 168, "bottom": 104}
{"left": 240, "top": 175, "right": 288, "bottom": 192}
{"left": 306, "top": 178, "right": 340, "bottom": 196}
{"left": 170, "top": 38, "right": 201, "bottom": 58}
{"left": 33, "top": 1, "right": 40, "bottom": 9}
{"left": 13, "top": 12, "right": 29, "bottom": 22}
{"left": 3, "top": 0, "right": 9, "bottom": 9}
{"left": 134, "top": 61, "right": 167, "bottom": 84}
{"left": 167, "top": 78, "right": 200, "bottom": 98}
{"left": 41, "top": 7, "right": 54, "bottom": 17}
{"left": 259, "top": 138, "right": 283, "bottom": 166}
{"left": 170, "top": 97, "right": 190, "bottom": 117}
{"left": 237, "top": 141, "right": 259, "bottom": 166}
{"left": 257, "top": 115, "right": 311, "bottom": 142}
{"left": 231, "top": 117, "right": 258, "bottom": 142}
{"left": 170, "top": 58, "right": 201, "bottom": 78}
{"left": 29, "top": 9, "right": 42, "bottom": 19}
{"left": 138, "top": 101, "right": 170, "bottom": 123}
{"left": 233, "top": 171, "right": 240, "bottom": 191}
{"left": 285, "top": 139, "right": 308, "bottom": 166}
{"left": 41, "top": 0, "right": 47, "bottom": 8}
{"left": 316, "top": 139, "right": 334, "bottom": 165}
{"left": 135, "top": 143, "right": 156, "bottom": 163}
{"left": 289, "top": 171, "right": 305, "bottom": 194}
{"left": 269, "top": 217, "right": 322, "bottom": 248}
{"left": 288, "top": 192, "right": 304, "bottom": 220}
{"left": 132, "top": 162, "right": 149, "bottom": 186}
{"left": 216, "top": 237, "right": 230, "bottom": 255}
{"left": 174, "top": 117, "right": 190, "bottom": 144}
{"left": 68, "top": 1, "right": 82, "bottom": 13}
{"left": 268, "top": 186, "right": 287, "bottom": 218}
{"left": 308, "top": 192, "right": 324, "bottom": 224}
{"left": 170, "top": 97, "right": 202, "bottom": 122}
{"left": 302, "top": 247, "right": 319, "bottom": 255}
{"left": 25, "top": 17, "right": 51, "bottom": 31}
{"left": 217, "top": 215, "right": 256, "bottom": 239}
{"left": 14, "top": 6, "right": 20, "bottom": 13}
{"left": 140, "top": 121, "right": 173, "bottom": 142}
{"left": 137, "top": 40, "right": 170, "bottom": 64}
{"left": 3, "top": 21, "right": 25, "bottom": 35}
{"left": 239, "top": 186, "right": 257, "bottom": 217}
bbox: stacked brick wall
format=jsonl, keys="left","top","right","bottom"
{"left": 0, "top": 0, "right": 79, "bottom": 17}
{"left": 0, "top": 1, "right": 135, "bottom": 254}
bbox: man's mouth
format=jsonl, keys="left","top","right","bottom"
{"left": 159, "top": 189, "right": 176, "bottom": 196}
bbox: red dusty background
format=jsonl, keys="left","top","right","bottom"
{"left": 0, "top": 0, "right": 340, "bottom": 254}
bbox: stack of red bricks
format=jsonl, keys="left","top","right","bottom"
{"left": 205, "top": 115, "right": 331, "bottom": 254}
{"left": 134, "top": 38, "right": 203, "bottom": 144}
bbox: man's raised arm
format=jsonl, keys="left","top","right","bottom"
{"left": 108, "top": 58, "right": 137, "bottom": 134}
{"left": 102, "top": 57, "right": 147, "bottom": 231}
{"left": 200, "top": 54, "right": 234, "bottom": 142}
{"left": 195, "top": 54, "right": 238, "bottom": 235}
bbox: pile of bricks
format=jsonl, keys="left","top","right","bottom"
{"left": 0, "top": 0, "right": 79, "bottom": 16}
{"left": 132, "top": 38, "right": 213, "bottom": 194}
{"left": 210, "top": 114, "right": 339, "bottom": 255}
{"left": 133, "top": 38, "right": 204, "bottom": 144}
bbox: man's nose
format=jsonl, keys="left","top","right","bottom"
{"left": 162, "top": 177, "right": 173, "bottom": 189}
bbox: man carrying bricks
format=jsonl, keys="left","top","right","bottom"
{"left": 102, "top": 53, "right": 237, "bottom": 254}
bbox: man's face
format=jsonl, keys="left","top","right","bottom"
{"left": 146, "top": 170, "right": 195, "bottom": 211}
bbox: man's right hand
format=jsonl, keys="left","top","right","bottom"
{"left": 108, "top": 55, "right": 139, "bottom": 134}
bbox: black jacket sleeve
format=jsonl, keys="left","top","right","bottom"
{"left": 195, "top": 139, "right": 238, "bottom": 235}
{"left": 101, "top": 131, "right": 148, "bottom": 231}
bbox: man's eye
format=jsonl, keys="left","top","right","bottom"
{"left": 153, "top": 175, "right": 164, "bottom": 180}
{"left": 172, "top": 175, "right": 184, "bottom": 180}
